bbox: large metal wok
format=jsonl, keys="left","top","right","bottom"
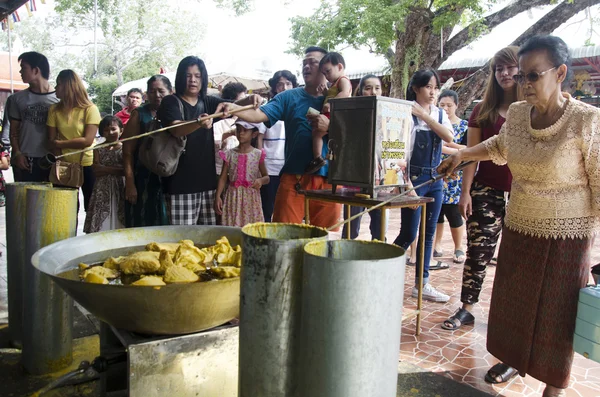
{"left": 31, "top": 226, "right": 242, "bottom": 335}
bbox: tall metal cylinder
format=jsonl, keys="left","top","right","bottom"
{"left": 5, "top": 182, "right": 50, "bottom": 348}
{"left": 298, "top": 240, "right": 406, "bottom": 397}
{"left": 239, "top": 223, "right": 328, "bottom": 397}
{"left": 22, "top": 186, "right": 78, "bottom": 375}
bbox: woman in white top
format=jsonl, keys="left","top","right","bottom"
{"left": 392, "top": 69, "right": 454, "bottom": 303}
{"left": 257, "top": 70, "right": 298, "bottom": 222}
{"left": 439, "top": 35, "right": 600, "bottom": 397}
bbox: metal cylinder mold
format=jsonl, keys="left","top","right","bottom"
{"left": 298, "top": 240, "right": 406, "bottom": 397}
{"left": 5, "top": 182, "right": 50, "bottom": 348}
{"left": 22, "top": 186, "right": 78, "bottom": 375}
{"left": 239, "top": 223, "right": 328, "bottom": 397}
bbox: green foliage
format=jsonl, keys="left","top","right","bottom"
{"left": 0, "top": 0, "right": 208, "bottom": 111}
{"left": 213, "top": 0, "right": 254, "bottom": 15}
{"left": 54, "top": 0, "right": 123, "bottom": 34}
{"left": 53, "top": 0, "right": 199, "bottom": 85}
{"left": 87, "top": 75, "right": 118, "bottom": 114}
{"left": 0, "top": 15, "right": 88, "bottom": 78}
{"left": 122, "top": 55, "right": 164, "bottom": 83}
{"left": 584, "top": 8, "right": 599, "bottom": 46}
{"left": 288, "top": 0, "right": 494, "bottom": 61}
{"left": 430, "top": 0, "right": 489, "bottom": 32}
{"left": 288, "top": 0, "right": 403, "bottom": 57}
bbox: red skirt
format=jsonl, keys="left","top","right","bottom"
{"left": 486, "top": 227, "right": 593, "bottom": 388}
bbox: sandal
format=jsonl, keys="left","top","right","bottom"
{"left": 542, "top": 387, "right": 567, "bottom": 397}
{"left": 429, "top": 261, "right": 449, "bottom": 270}
{"left": 484, "top": 363, "right": 518, "bottom": 384}
{"left": 406, "top": 260, "right": 416, "bottom": 266}
{"left": 453, "top": 249, "right": 466, "bottom": 264}
{"left": 441, "top": 308, "right": 475, "bottom": 330}
{"left": 433, "top": 249, "right": 444, "bottom": 258}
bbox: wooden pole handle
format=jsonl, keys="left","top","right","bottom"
{"left": 53, "top": 103, "right": 258, "bottom": 160}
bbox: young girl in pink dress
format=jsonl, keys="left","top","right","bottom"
{"left": 215, "top": 120, "right": 269, "bottom": 227}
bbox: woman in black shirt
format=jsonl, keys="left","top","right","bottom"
{"left": 157, "top": 56, "right": 229, "bottom": 225}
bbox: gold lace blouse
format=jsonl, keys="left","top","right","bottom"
{"left": 483, "top": 93, "right": 600, "bottom": 239}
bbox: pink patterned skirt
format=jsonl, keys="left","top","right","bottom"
{"left": 222, "top": 185, "right": 263, "bottom": 228}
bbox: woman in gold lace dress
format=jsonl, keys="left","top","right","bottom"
{"left": 439, "top": 35, "right": 600, "bottom": 397}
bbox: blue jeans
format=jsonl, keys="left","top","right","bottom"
{"left": 260, "top": 175, "right": 280, "bottom": 222}
{"left": 393, "top": 174, "right": 443, "bottom": 285}
{"left": 342, "top": 206, "right": 384, "bottom": 241}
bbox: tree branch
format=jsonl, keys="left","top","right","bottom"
{"left": 112, "top": 41, "right": 147, "bottom": 58}
{"left": 117, "top": 40, "right": 173, "bottom": 72}
{"left": 421, "top": 9, "right": 464, "bottom": 67}
{"left": 511, "top": 0, "right": 600, "bottom": 46}
{"left": 455, "top": 0, "right": 600, "bottom": 114}
{"left": 433, "top": 4, "right": 453, "bottom": 18}
{"left": 561, "top": 16, "right": 588, "bottom": 29}
{"left": 386, "top": 47, "right": 395, "bottom": 64}
{"left": 54, "top": 43, "right": 97, "bottom": 48}
{"left": 437, "top": 0, "right": 553, "bottom": 67}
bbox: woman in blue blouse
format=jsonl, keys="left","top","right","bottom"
{"left": 433, "top": 89, "right": 468, "bottom": 265}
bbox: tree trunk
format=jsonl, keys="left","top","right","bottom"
{"left": 390, "top": 8, "right": 434, "bottom": 98}
{"left": 388, "top": 0, "right": 554, "bottom": 99}
{"left": 456, "top": 69, "right": 490, "bottom": 116}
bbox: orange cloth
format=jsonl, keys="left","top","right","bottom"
{"left": 273, "top": 173, "right": 341, "bottom": 230}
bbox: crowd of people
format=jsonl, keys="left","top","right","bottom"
{"left": 1, "top": 34, "right": 599, "bottom": 397}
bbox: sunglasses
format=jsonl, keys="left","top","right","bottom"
{"left": 512, "top": 67, "right": 556, "bottom": 85}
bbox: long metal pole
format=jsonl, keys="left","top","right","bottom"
{"left": 8, "top": 24, "right": 13, "bottom": 94}
{"left": 93, "top": 0, "right": 98, "bottom": 75}
{"left": 416, "top": 202, "right": 426, "bottom": 336}
{"left": 22, "top": 186, "right": 78, "bottom": 375}
{"left": 5, "top": 182, "right": 50, "bottom": 348}
{"left": 45, "top": 104, "right": 255, "bottom": 162}
{"left": 440, "top": 27, "right": 444, "bottom": 59}
{"left": 328, "top": 161, "right": 474, "bottom": 231}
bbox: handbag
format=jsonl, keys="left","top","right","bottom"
{"left": 49, "top": 157, "right": 84, "bottom": 188}
{"left": 49, "top": 109, "right": 88, "bottom": 188}
{"left": 138, "top": 95, "right": 196, "bottom": 177}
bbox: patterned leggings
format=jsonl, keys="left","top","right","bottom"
{"left": 461, "top": 181, "right": 506, "bottom": 305}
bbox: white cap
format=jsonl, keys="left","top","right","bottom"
{"left": 235, "top": 120, "right": 267, "bottom": 133}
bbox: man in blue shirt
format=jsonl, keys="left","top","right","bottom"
{"left": 217, "top": 46, "right": 341, "bottom": 228}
